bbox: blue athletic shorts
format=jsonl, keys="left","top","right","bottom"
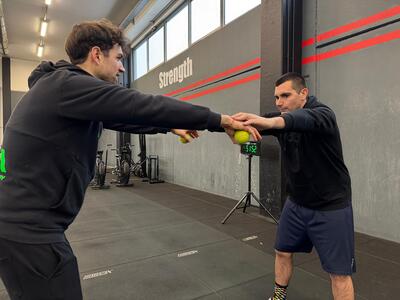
{"left": 275, "top": 198, "right": 356, "bottom": 275}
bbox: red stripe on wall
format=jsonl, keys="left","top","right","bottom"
{"left": 302, "top": 5, "right": 400, "bottom": 47}
{"left": 302, "top": 37, "right": 315, "bottom": 48}
{"left": 180, "top": 73, "right": 261, "bottom": 101}
{"left": 302, "top": 30, "right": 400, "bottom": 65}
{"left": 165, "top": 57, "right": 261, "bottom": 97}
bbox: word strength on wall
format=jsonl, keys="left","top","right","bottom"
{"left": 159, "top": 57, "right": 193, "bottom": 89}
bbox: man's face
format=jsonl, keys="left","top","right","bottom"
{"left": 274, "top": 80, "right": 308, "bottom": 112}
{"left": 97, "top": 44, "right": 125, "bottom": 83}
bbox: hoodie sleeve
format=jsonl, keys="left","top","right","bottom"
{"left": 262, "top": 111, "right": 282, "bottom": 118}
{"left": 102, "top": 122, "right": 169, "bottom": 134}
{"left": 58, "top": 73, "right": 221, "bottom": 131}
{"left": 281, "top": 106, "right": 337, "bottom": 134}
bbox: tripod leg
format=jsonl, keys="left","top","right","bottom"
{"left": 250, "top": 193, "right": 279, "bottom": 224}
{"left": 243, "top": 194, "right": 251, "bottom": 213}
{"left": 221, "top": 193, "right": 249, "bottom": 224}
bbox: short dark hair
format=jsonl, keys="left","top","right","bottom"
{"left": 65, "top": 19, "right": 129, "bottom": 64}
{"left": 275, "top": 72, "right": 307, "bottom": 93}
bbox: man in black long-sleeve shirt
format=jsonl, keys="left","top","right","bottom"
{"left": 233, "top": 73, "right": 355, "bottom": 300}
{"left": 0, "top": 19, "right": 261, "bottom": 300}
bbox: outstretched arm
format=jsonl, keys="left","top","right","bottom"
{"left": 232, "top": 112, "right": 285, "bottom": 131}
{"left": 232, "top": 107, "right": 337, "bottom": 135}
{"left": 103, "top": 123, "right": 200, "bottom": 143}
{"left": 102, "top": 122, "right": 170, "bottom": 134}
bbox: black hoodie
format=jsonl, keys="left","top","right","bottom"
{"left": 264, "top": 96, "right": 351, "bottom": 210}
{"left": 0, "top": 60, "right": 221, "bottom": 243}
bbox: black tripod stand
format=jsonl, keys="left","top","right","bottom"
{"left": 221, "top": 153, "right": 279, "bottom": 224}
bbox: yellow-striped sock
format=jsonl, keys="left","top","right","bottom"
{"left": 272, "top": 282, "right": 288, "bottom": 300}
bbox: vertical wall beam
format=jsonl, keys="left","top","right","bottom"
{"left": 117, "top": 56, "right": 132, "bottom": 149}
{"left": 259, "top": 0, "right": 303, "bottom": 218}
{"left": 282, "top": 0, "right": 303, "bottom": 73}
{"left": 2, "top": 57, "right": 11, "bottom": 128}
{"left": 259, "top": 0, "right": 284, "bottom": 218}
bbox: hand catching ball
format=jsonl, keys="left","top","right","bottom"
{"left": 234, "top": 130, "right": 250, "bottom": 144}
{"left": 179, "top": 137, "right": 189, "bottom": 144}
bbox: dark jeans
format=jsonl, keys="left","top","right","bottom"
{"left": 0, "top": 237, "right": 82, "bottom": 300}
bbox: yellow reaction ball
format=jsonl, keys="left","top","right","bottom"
{"left": 234, "top": 130, "right": 250, "bottom": 144}
{"left": 179, "top": 137, "right": 188, "bottom": 144}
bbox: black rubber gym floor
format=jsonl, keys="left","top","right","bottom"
{"left": 1, "top": 178, "right": 399, "bottom": 299}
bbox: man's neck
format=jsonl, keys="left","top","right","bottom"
{"left": 76, "top": 62, "right": 96, "bottom": 78}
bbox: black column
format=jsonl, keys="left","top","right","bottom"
{"left": 259, "top": 0, "right": 284, "bottom": 219}
{"left": 282, "top": 0, "right": 303, "bottom": 73}
{"left": 259, "top": 0, "right": 303, "bottom": 219}
{"left": 2, "top": 57, "right": 11, "bottom": 128}
{"left": 117, "top": 56, "right": 132, "bottom": 149}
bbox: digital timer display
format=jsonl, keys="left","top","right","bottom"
{"left": 240, "top": 142, "right": 260, "bottom": 156}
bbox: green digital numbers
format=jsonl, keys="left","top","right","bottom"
{"left": 248, "top": 144, "right": 257, "bottom": 154}
{"left": 240, "top": 142, "right": 260, "bottom": 156}
{"left": 0, "top": 148, "right": 6, "bottom": 181}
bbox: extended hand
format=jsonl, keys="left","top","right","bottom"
{"left": 171, "top": 129, "right": 199, "bottom": 143}
{"left": 220, "top": 115, "right": 262, "bottom": 142}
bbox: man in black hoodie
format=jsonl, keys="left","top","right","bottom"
{"left": 233, "top": 73, "right": 355, "bottom": 300}
{"left": 0, "top": 19, "right": 260, "bottom": 300}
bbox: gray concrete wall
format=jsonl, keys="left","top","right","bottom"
{"left": 98, "top": 129, "right": 117, "bottom": 168}
{"left": 303, "top": 1, "right": 400, "bottom": 242}
{"left": 133, "top": 7, "right": 261, "bottom": 202}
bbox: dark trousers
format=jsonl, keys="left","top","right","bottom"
{"left": 0, "top": 237, "right": 82, "bottom": 300}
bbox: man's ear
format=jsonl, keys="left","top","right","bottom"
{"left": 300, "top": 87, "right": 309, "bottom": 99}
{"left": 89, "top": 46, "right": 103, "bottom": 65}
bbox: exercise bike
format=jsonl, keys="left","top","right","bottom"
{"left": 131, "top": 153, "right": 148, "bottom": 178}
{"left": 111, "top": 144, "right": 133, "bottom": 187}
{"left": 91, "top": 145, "right": 111, "bottom": 190}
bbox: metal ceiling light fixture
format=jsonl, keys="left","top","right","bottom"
{"left": 37, "top": 0, "right": 51, "bottom": 57}
{"left": 37, "top": 40, "right": 44, "bottom": 57}
{"left": 40, "top": 18, "right": 48, "bottom": 37}
{"left": 40, "top": 2, "right": 49, "bottom": 36}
